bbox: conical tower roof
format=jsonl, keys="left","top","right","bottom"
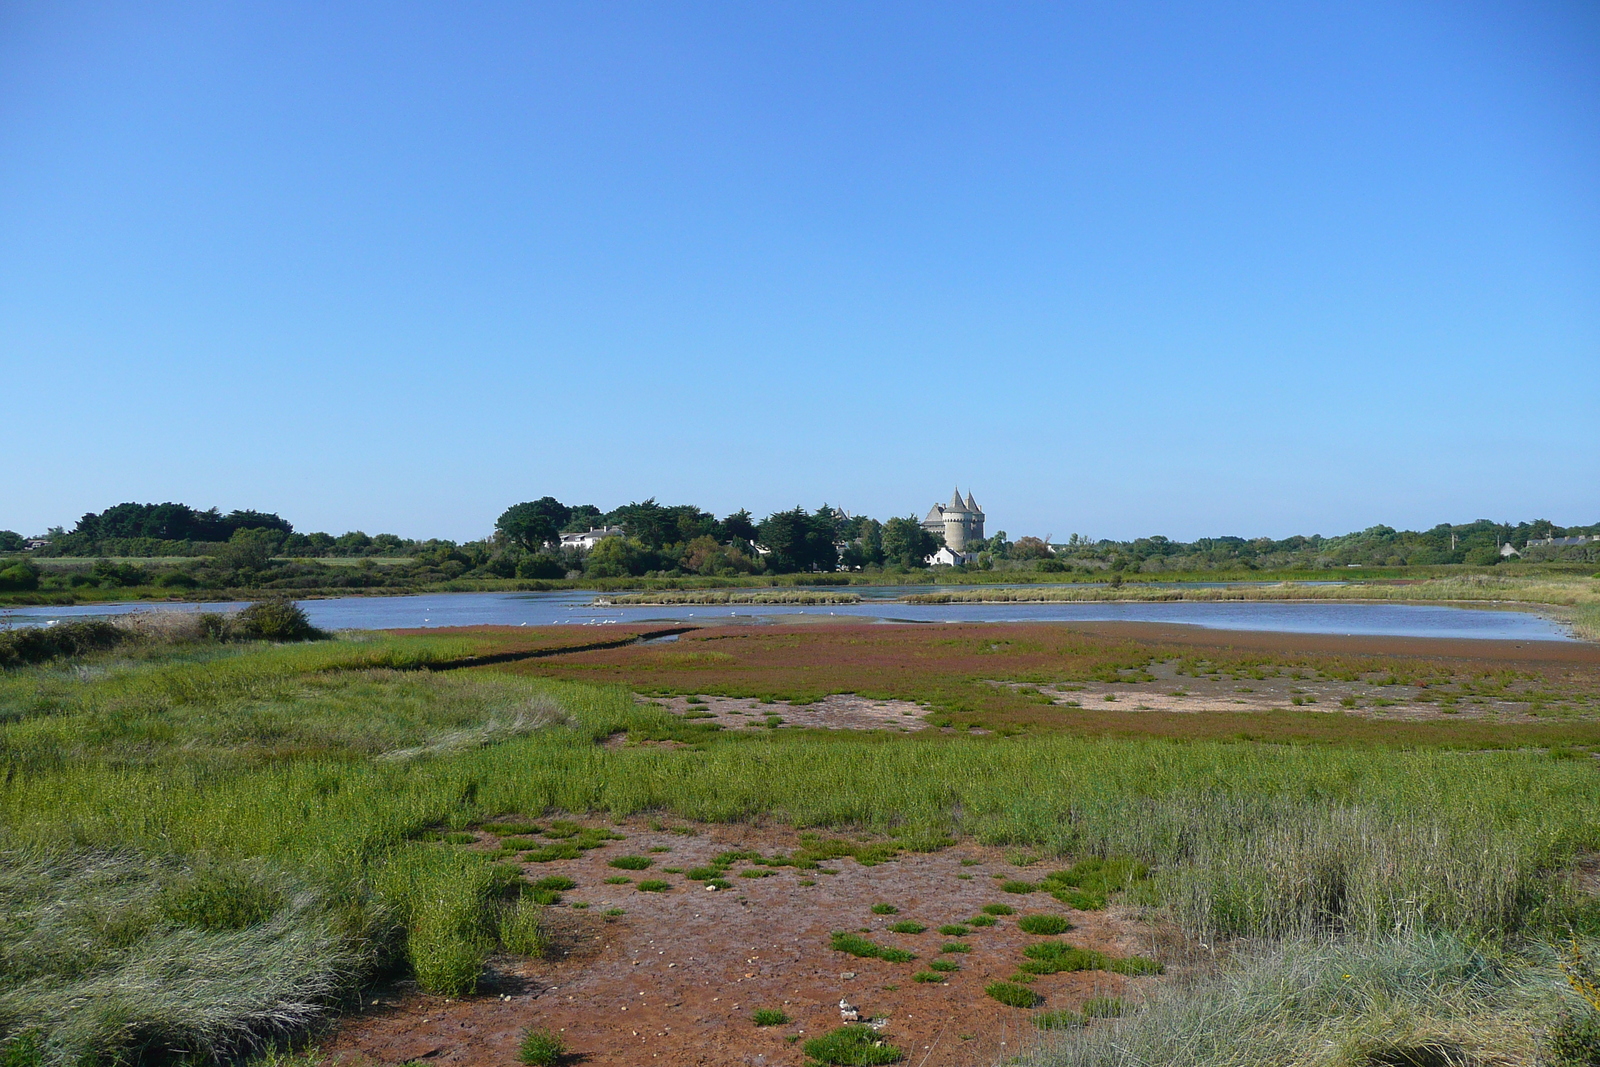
{"left": 948, "top": 488, "right": 968, "bottom": 513}
{"left": 965, "top": 491, "right": 981, "bottom": 515}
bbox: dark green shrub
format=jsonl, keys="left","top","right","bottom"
{"left": 235, "top": 598, "right": 322, "bottom": 642}
{"left": 518, "top": 1026, "right": 566, "bottom": 1066}
{"left": 801, "top": 1025, "right": 903, "bottom": 1065}
{"left": 985, "top": 981, "right": 1041, "bottom": 1008}
{"left": 752, "top": 1008, "right": 789, "bottom": 1026}
{"left": 0, "top": 560, "right": 41, "bottom": 591}
{"left": 0, "top": 619, "right": 123, "bottom": 669}
{"left": 609, "top": 855, "right": 653, "bottom": 870}
{"left": 1017, "top": 914, "right": 1073, "bottom": 935}
{"left": 636, "top": 879, "right": 670, "bottom": 892}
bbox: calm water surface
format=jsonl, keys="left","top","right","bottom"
{"left": 0, "top": 588, "right": 1576, "bottom": 642}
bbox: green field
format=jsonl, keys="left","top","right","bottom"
{"left": 2, "top": 623, "right": 1599, "bottom": 1065}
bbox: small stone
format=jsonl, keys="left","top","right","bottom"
{"left": 840, "top": 972, "right": 856, "bottom": 980}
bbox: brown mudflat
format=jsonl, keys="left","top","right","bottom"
{"left": 329, "top": 820, "right": 1167, "bottom": 1067}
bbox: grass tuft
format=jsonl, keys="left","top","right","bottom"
{"left": 751, "top": 1008, "right": 789, "bottom": 1026}
{"left": 986, "top": 981, "right": 1042, "bottom": 1008}
{"left": 802, "top": 1025, "right": 904, "bottom": 1065}
{"left": 1017, "top": 914, "right": 1074, "bottom": 935}
{"left": 518, "top": 1026, "right": 566, "bottom": 1066}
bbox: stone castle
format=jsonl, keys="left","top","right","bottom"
{"left": 922, "top": 488, "right": 985, "bottom": 551}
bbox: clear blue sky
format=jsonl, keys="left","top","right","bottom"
{"left": 3, "top": 2, "right": 1596, "bottom": 543}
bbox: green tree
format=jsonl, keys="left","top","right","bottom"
{"left": 881, "top": 516, "right": 940, "bottom": 568}
{"left": 584, "top": 537, "right": 646, "bottom": 578}
{"left": 0, "top": 531, "right": 23, "bottom": 553}
{"left": 497, "top": 498, "right": 572, "bottom": 552}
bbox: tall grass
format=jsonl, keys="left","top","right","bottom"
{"left": 1025, "top": 934, "right": 1571, "bottom": 1067}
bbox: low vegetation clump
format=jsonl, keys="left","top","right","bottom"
{"left": 871, "top": 903, "right": 899, "bottom": 915}
{"left": 982, "top": 903, "right": 1015, "bottom": 915}
{"left": 1018, "top": 914, "right": 1074, "bottom": 935}
{"left": 940, "top": 941, "right": 972, "bottom": 954}
{"left": 929, "top": 959, "right": 959, "bottom": 972}
{"left": 499, "top": 897, "right": 548, "bottom": 957}
{"left": 801, "top": 1025, "right": 904, "bottom": 1065}
{"left": 1040, "top": 857, "right": 1151, "bottom": 911}
{"left": 830, "top": 932, "right": 916, "bottom": 964}
{"left": 986, "top": 981, "right": 1042, "bottom": 1008}
{"left": 1033, "top": 1009, "right": 1084, "bottom": 1030}
{"left": 1001, "top": 880, "right": 1037, "bottom": 894}
{"left": 636, "top": 879, "right": 670, "bottom": 892}
{"left": 1082, "top": 996, "right": 1128, "bottom": 1018}
{"left": 912, "top": 970, "right": 945, "bottom": 983}
{"left": 751, "top": 1008, "right": 789, "bottom": 1026}
{"left": 517, "top": 1026, "right": 566, "bottom": 1066}
{"left": 1019, "top": 941, "right": 1109, "bottom": 974}
{"left": 608, "top": 855, "right": 653, "bottom": 870}
{"left": 886, "top": 921, "right": 926, "bottom": 934}
{"left": 969, "top": 914, "right": 997, "bottom": 927}
{"left": 938, "top": 924, "right": 970, "bottom": 937}
{"left": 1035, "top": 935, "right": 1544, "bottom": 1067}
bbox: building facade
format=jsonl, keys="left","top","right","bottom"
{"left": 922, "top": 489, "right": 985, "bottom": 552}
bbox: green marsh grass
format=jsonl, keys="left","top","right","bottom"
{"left": 4, "top": 636, "right": 1600, "bottom": 1062}
{"left": 1018, "top": 914, "right": 1073, "bottom": 935}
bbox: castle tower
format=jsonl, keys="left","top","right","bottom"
{"left": 922, "top": 487, "right": 986, "bottom": 553}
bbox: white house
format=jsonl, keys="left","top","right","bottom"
{"left": 926, "top": 546, "right": 975, "bottom": 567}
{"left": 557, "top": 526, "right": 625, "bottom": 551}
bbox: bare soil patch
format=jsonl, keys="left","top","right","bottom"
{"left": 641, "top": 693, "right": 931, "bottom": 733}
{"left": 990, "top": 653, "right": 1600, "bottom": 723}
{"left": 328, "top": 820, "right": 1172, "bottom": 1067}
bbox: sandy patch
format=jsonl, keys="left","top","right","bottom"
{"left": 328, "top": 819, "right": 1173, "bottom": 1067}
{"left": 642, "top": 693, "right": 932, "bottom": 733}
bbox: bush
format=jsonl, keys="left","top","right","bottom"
{"left": 0, "top": 560, "right": 40, "bottom": 591}
{"left": 830, "top": 931, "right": 916, "bottom": 963}
{"left": 0, "top": 620, "right": 124, "bottom": 669}
{"left": 801, "top": 1025, "right": 903, "bottom": 1065}
{"left": 937, "top": 924, "right": 969, "bottom": 937}
{"left": 751, "top": 1008, "right": 789, "bottom": 1026}
{"left": 235, "top": 598, "right": 322, "bottom": 642}
{"left": 887, "top": 921, "right": 926, "bottom": 934}
{"left": 609, "top": 855, "right": 653, "bottom": 870}
{"left": 1018, "top": 914, "right": 1073, "bottom": 935}
{"left": 986, "top": 981, "right": 1041, "bottom": 1008}
{"left": 518, "top": 1027, "right": 566, "bottom": 1066}
{"left": 969, "top": 915, "right": 997, "bottom": 927}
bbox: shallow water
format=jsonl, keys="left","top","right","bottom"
{"left": 0, "top": 588, "right": 1577, "bottom": 642}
